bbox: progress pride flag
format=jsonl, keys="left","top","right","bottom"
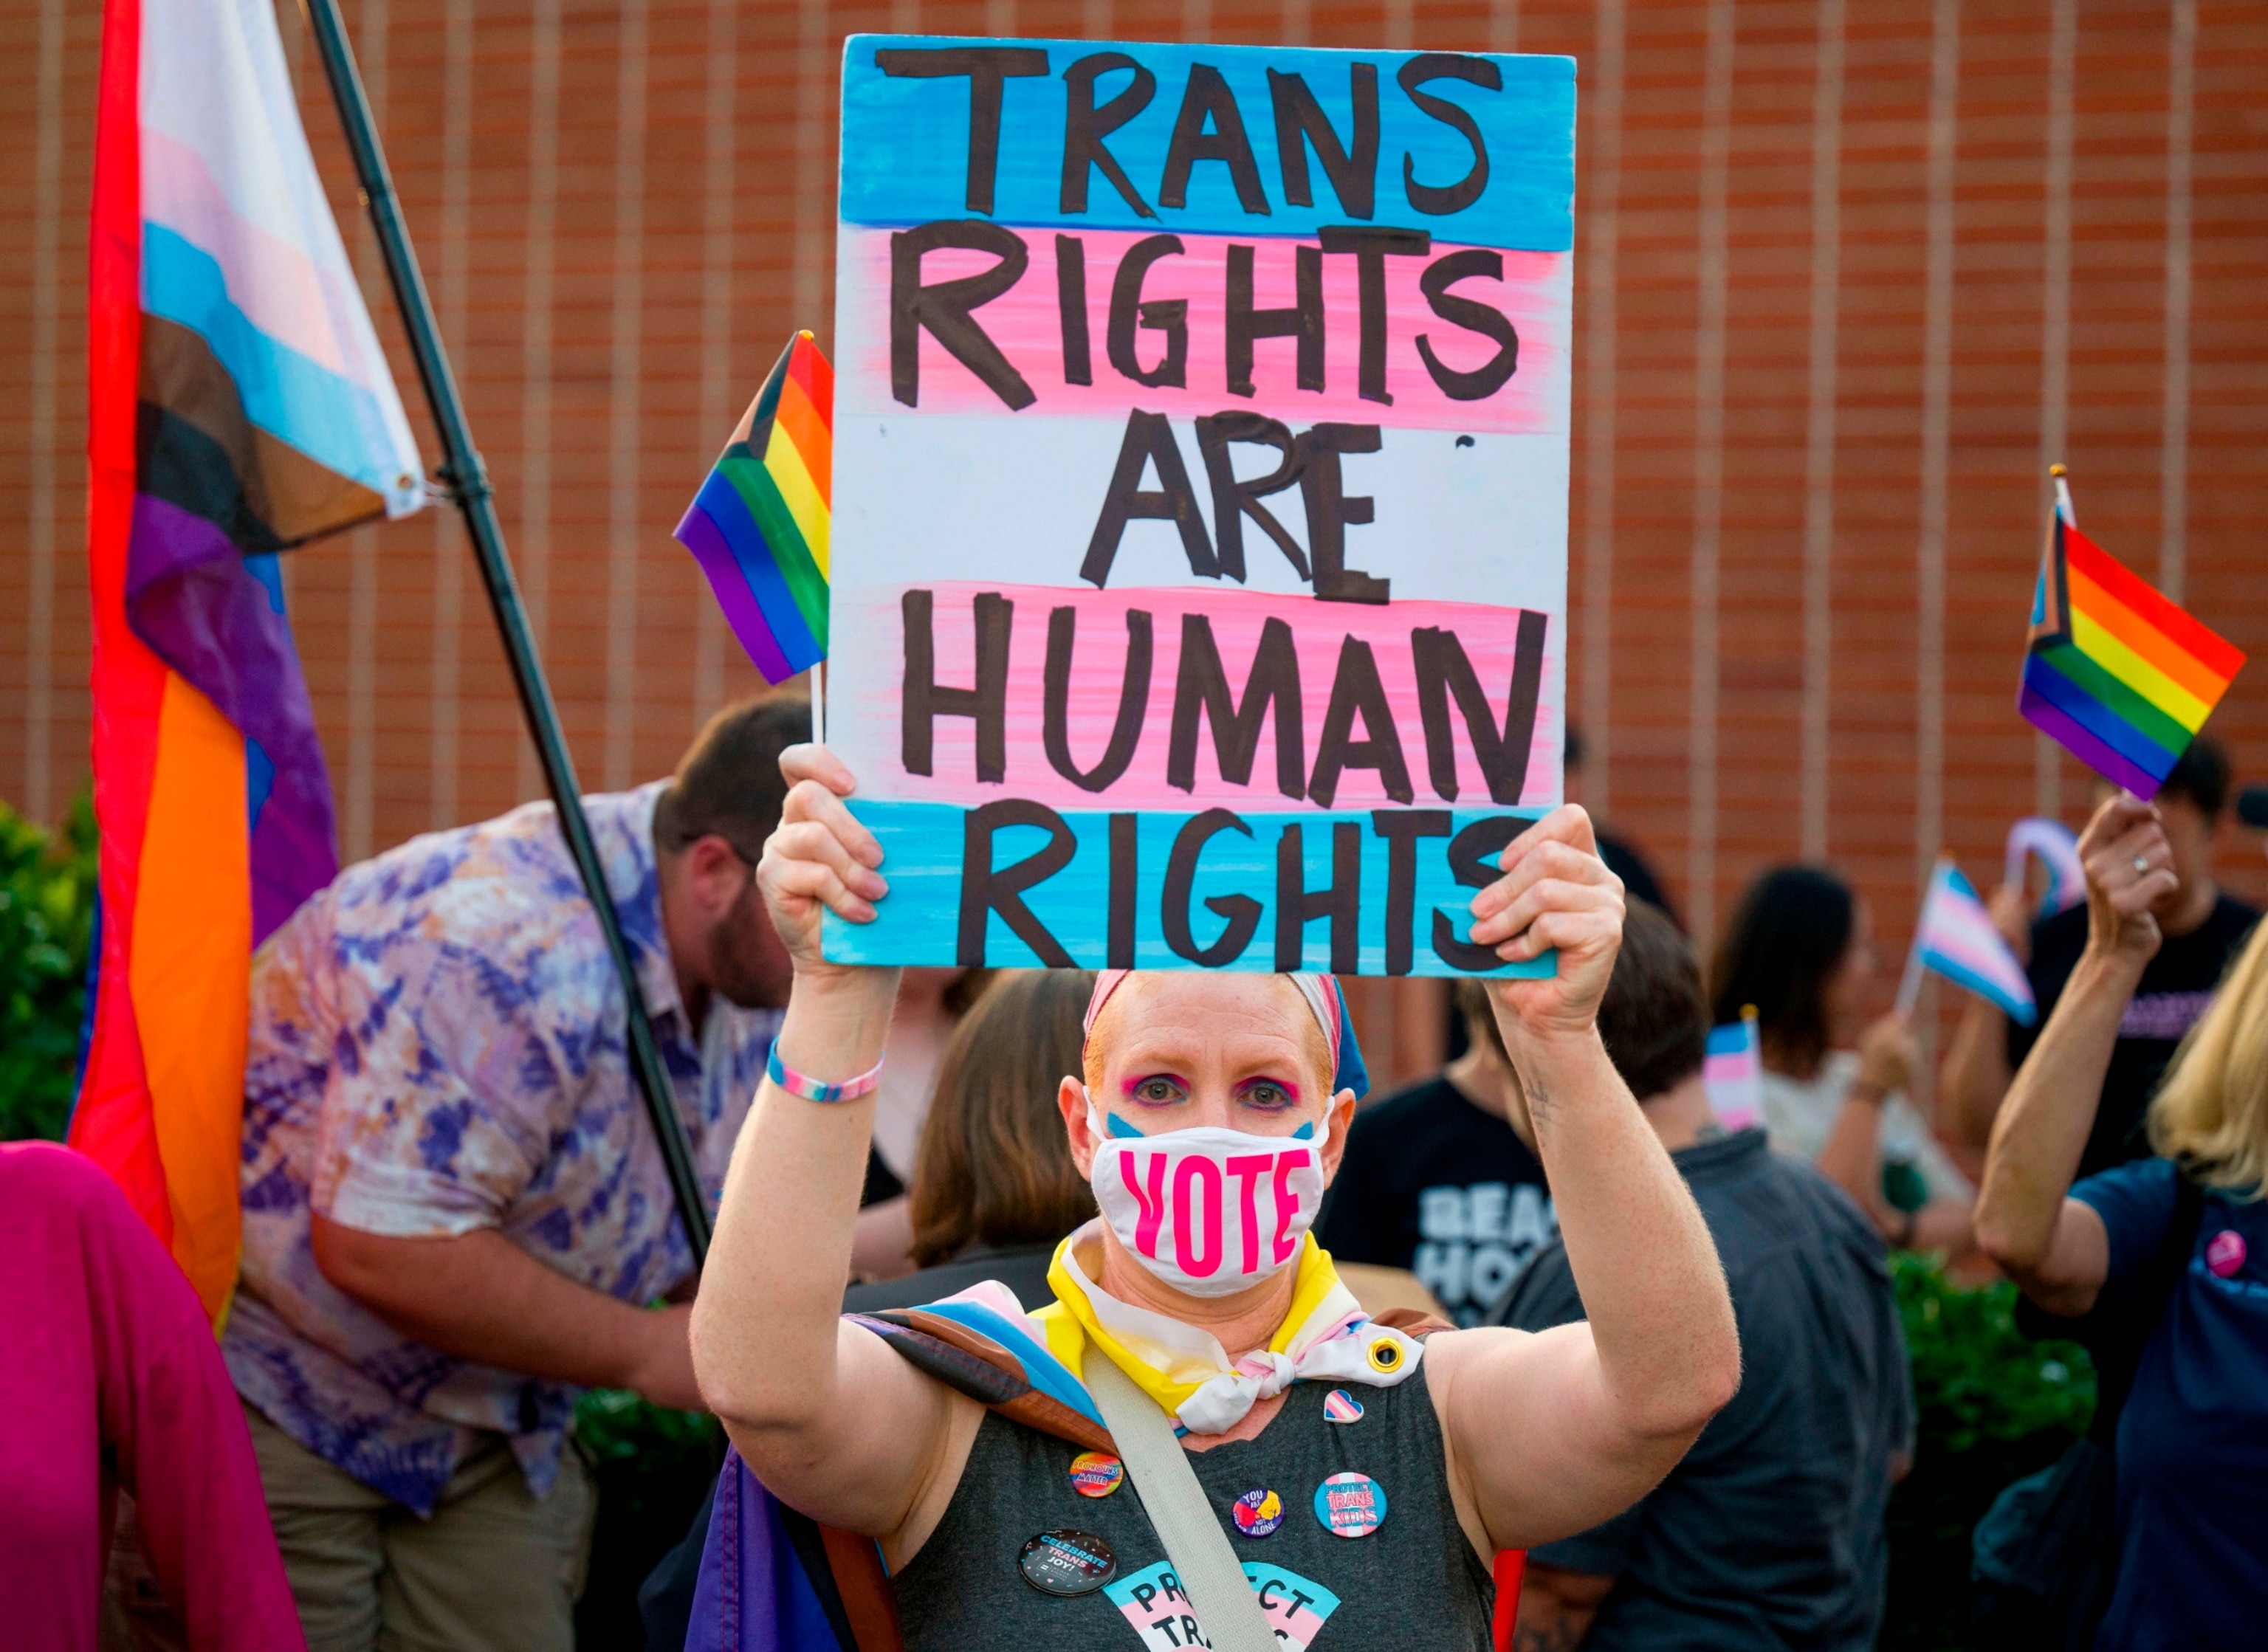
{"left": 823, "top": 36, "right": 1575, "bottom": 979}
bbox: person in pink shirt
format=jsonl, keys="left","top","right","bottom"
{"left": 0, "top": 1140, "right": 304, "bottom": 1652}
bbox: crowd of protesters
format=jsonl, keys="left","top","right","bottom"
{"left": 5, "top": 695, "right": 2266, "bottom": 1652}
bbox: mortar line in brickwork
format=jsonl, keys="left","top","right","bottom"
{"left": 1799, "top": 0, "right": 1845, "bottom": 866}
{"left": 23, "top": 0, "right": 64, "bottom": 825}
{"left": 2159, "top": 0, "right": 2196, "bottom": 607}
{"left": 792, "top": 0, "right": 830, "bottom": 328}
{"left": 343, "top": 0, "right": 390, "bottom": 864}
{"left": 516, "top": 0, "right": 562, "bottom": 805}
{"left": 1580, "top": 0, "right": 1625, "bottom": 822}
{"left": 693, "top": 0, "right": 738, "bottom": 729}
{"left": 1688, "top": 0, "right": 1735, "bottom": 951}
{"left": 2034, "top": 0, "right": 2078, "bottom": 822}
{"left": 1914, "top": 0, "right": 1961, "bottom": 894}
{"left": 605, "top": 0, "right": 650, "bottom": 792}
{"left": 1490, "top": 0, "right": 1519, "bottom": 54}
{"left": 430, "top": 0, "right": 472, "bottom": 830}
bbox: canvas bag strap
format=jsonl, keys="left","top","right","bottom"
{"left": 1082, "top": 1347, "right": 1282, "bottom": 1652}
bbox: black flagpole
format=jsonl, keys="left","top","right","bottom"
{"left": 299, "top": 0, "right": 711, "bottom": 1265}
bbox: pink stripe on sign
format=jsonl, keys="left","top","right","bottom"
{"left": 839, "top": 580, "right": 1562, "bottom": 812}
{"left": 840, "top": 227, "right": 1569, "bottom": 435}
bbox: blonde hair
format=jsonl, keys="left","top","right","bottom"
{"left": 2148, "top": 917, "right": 2268, "bottom": 1201}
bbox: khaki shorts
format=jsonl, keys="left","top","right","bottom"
{"left": 241, "top": 1400, "right": 596, "bottom": 1652}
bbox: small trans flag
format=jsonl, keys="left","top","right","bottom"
{"left": 2004, "top": 816, "right": 2086, "bottom": 920}
{"left": 1897, "top": 858, "right": 2038, "bottom": 1025}
{"left": 1704, "top": 1008, "right": 1764, "bottom": 1132}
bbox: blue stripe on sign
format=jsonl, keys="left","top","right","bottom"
{"left": 818, "top": 797, "right": 1559, "bottom": 977}
{"left": 838, "top": 36, "right": 1575, "bottom": 252}
{"left": 140, "top": 224, "right": 401, "bottom": 496}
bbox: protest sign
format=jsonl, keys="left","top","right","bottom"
{"left": 822, "top": 35, "right": 1575, "bottom": 976}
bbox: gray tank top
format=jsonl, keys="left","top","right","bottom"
{"left": 890, "top": 1366, "right": 1495, "bottom": 1649}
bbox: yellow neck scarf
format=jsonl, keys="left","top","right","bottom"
{"left": 1032, "top": 1222, "right": 1423, "bottom": 1434}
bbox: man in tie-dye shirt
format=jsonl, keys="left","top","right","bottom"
{"left": 221, "top": 694, "right": 806, "bottom": 1652}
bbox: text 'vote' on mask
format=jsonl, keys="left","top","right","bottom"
{"left": 1085, "top": 1092, "right": 1326, "bottom": 1298}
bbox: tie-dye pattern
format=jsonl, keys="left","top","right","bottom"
{"left": 220, "top": 783, "right": 778, "bottom": 1514}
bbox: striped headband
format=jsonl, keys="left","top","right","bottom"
{"left": 1082, "top": 969, "right": 1370, "bottom": 1098}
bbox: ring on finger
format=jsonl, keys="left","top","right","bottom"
{"left": 2134, "top": 854, "right": 2151, "bottom": 874}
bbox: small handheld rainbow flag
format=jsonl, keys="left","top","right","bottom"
{"left": 2019, "top": 467, "right": 2244, "bottom": 799}
{"left": 675, "top": 331, "right": 833, "bottom": 684}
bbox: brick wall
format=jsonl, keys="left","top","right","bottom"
{"left": 4, "top": 0, "right": 2264, "bottom": 1092}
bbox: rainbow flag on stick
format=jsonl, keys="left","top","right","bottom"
{"left": 676, "top": 331, "right": 834, "bottom": 684}
{"left": 79, "top": 0, "right": 424, "bottom": 1321}
{"left": 2020, "top": 468, "right": 2244, "bottom": 799}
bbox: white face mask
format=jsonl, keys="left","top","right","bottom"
{"left": 1084, "top": 1092, "right": 1327, "bottom": 1298}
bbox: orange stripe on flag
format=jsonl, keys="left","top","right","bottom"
{"left": 789, "top": 334, "right": 834, "bottom": 424}
{"left": 2063, "top": 527, "right": 2246, "bottom": 682}
{"left": 774, "top": 374, "right": 832, "bottom": 509}
{"left": 128, "top": 671, "right": 252, "bottom": 1324}
{"left": 2065, "top": 562, "right": 2236, "bottom": 707}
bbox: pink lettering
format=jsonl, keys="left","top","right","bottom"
{"left": 1226, "top": 1154, "right": 1272, "bottom": 1273}
{"left": 1123, "top": 1149, "right": 1169, "bottom": 1259}
{"left": 1271, "top": 1149, "right": 1313, "bottom": 1264}
{"left": 1174, "top": 1154, "right": 1224, "bottom": 1277}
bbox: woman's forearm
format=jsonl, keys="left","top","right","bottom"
{"left": 1513, "top": 1028, "right": 1738, "bottom": 1439}
{"left": 1815, "top": 1092, "right": 1889, "bottom": 1220}
{"left": 1973, "top": 949, "right": 2143, "bottom": 1273}
{"left": 1941, "top": 999, "right": 2013, "bottom": 1149}
{"left": 693, "top": 967, "right": 898, "bottom": 1428}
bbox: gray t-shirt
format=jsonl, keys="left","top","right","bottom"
{"left": 1492, "top": 1128, "right": 1914, "bottom": 1652}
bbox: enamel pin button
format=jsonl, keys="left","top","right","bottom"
{"left": 1314, "top": 1473, "right": 1388, "bottom": 1538}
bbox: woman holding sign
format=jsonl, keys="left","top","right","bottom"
{"left": 691, "top": 744, "right": 1738, "bottom": 1648}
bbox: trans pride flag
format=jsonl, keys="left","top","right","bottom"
{"left": 2021, "top": 471, "right": 2244, "bottom": 800}
{"left": 79, "top": 0, "right": 424, "bottom": 1319}
{"left": 1702, "top": 1010, "right": 1763, "bottom": 1132}
{"left": 1897, "top": 859, "right": 2036, "bottom": 1026}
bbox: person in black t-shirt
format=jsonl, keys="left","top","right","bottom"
{"left": 1315, "top": 979, "right": 1556, "bottom": 1325}
{"left": 1942, "top": 737, "right": 2260, "bottom": 1181}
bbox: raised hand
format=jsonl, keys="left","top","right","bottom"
{"left": 756, "top": 743, "right": 889, "bottom": 977}
{"left": 1855, "top": 1011, "right": 1919, "bottom": 1097}
{"left": 1464, "top": 805, "right": 1627, "bottom": 1046}
{"left": 1986, "top": 882, "right": 2032, "bottom": 960}
{"left": 2077, "top": 792, "right": 2176, "bottom": 964}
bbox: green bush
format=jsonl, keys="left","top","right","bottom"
{"left": 1, "top": 795, "right": 99, "bottom": 1143}
{"left": 1880, "top": 1251, "right": 2097, "bottom": 1651}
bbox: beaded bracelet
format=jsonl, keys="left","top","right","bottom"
{"left": 766, "top": 1042, "right": 884, "bottom": 1103}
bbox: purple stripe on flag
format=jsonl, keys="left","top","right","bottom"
{"left": 677, "top": 503, "right": 797, "bottom": 684}
{"left": 2019, "top": 684, "right": 2164, "bottom": 799}
{"left": 126, "top": 490, "right": 337, "bottom": 942}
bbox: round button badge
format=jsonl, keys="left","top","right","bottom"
{"left": 1314, "top": 1472, "right": 1389, "bottom": 1538}
{"left": 1322, "top": 1388, "right": 1364, "bottom": 1424}
{"left": 2208, "top": 1230, "right": 2248, "bottom": 1278}
{"left": 1232, "top": 1488, "right": 1285, "bottom": 1538}
{"left": 1019, "top": 1529, "right": 1118, "bottom": 1597}
{"left": 1068, "top": 1450, "right": 1125, "bottom": 1498}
